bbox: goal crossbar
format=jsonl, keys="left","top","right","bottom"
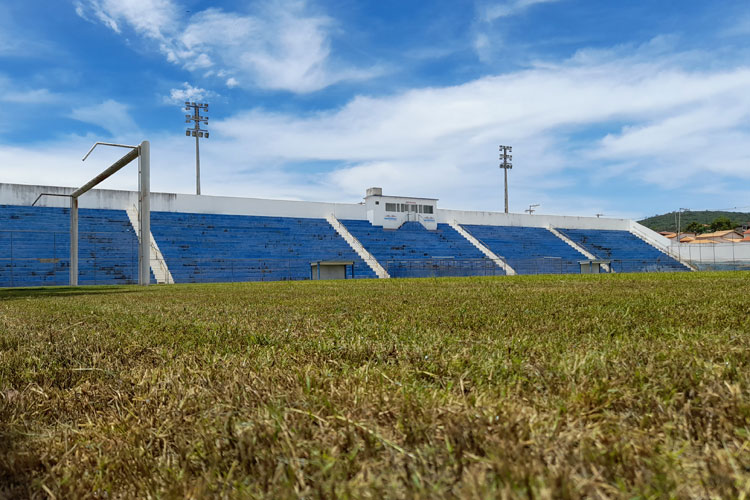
{"left": 68, "top": 141, "right": 150, "bottom": 286}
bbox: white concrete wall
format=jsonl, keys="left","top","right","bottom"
{"left": 0, "top": 183, "right": 368, "bottom": 220}
{"left": 671, "top": 242, "right": 750, "bottom": 262}
{"left": 440, "top": 208, "right": 631, "bottom": 231}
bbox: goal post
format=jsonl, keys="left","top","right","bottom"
{"left": 69, "top": 141, "right": 150, "bottom": 286}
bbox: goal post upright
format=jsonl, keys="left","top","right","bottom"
{"left": 70, "top": 196, "right": 79, "bottom": 286}
{"left": 69, "top": 140, "right": 151, "bottom": 287}
{"left": 138, "top": 141, "right": 150, "bottom": 286}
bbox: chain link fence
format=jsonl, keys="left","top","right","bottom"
{"left": 669, "top": 242, "right": 750, "bottom": 271}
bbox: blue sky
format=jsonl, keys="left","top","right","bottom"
{"left": 2, "top": 0, "right": 750, "bottom": 218}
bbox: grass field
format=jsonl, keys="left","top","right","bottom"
{"left": 1, "top": 272, "right": 749, "bottom": 499}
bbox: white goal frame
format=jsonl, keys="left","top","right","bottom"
{"left": 69, "top": 141, "right": 150, "bottom": 286}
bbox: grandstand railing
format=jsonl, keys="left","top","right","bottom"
{"left": 383, "top": 258, "right": 506, "bottom": 278}
{"left": 148, "top": 257, "right": 368, "bottom": 283}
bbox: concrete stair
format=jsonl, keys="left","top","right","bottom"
{"left": 448, "top": 220, "right": 516, "bottom": 275}
{"left": 126, "top": 205, "right": 175, "bottom": 284}
{"left": 326, "top": 214, "right": 389, "bottom": 279}
{"left": 628, "top": 226, "right": 696, "bottom": 271}
{"left": 547, "top": 226, "right": 612, "bottom": 273}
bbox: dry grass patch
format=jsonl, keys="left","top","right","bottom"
{"left": 1, "top": 273, "right": 749, "bottom": 498}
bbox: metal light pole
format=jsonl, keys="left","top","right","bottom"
{"left": 184, "top": 102, "right": 209, "bottom": 195}
{"left": 677, "top": 208, "right": 689, "bottom": 241}
{"left": 499, "top": 145, "right": 512, "bottom": 213}
{"left": 676, "top": 207, "right": 689, "bottom": 264}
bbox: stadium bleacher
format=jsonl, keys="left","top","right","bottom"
{"left": 556, "top": 228, "right": 689, "bottom": 272}
{"left": 0, "top": 205, "right": 143, "bottom": 287}
{"left": 0, "top": 202, "right": 692, "bottom": 287}
{"left": 340, "top": 220, "right": 501, "bottom": 278}
{"left": 149, "top": 212, "right": 377, "bottom": 282}
{"left": 461, "top": 224, "right": 585, "bottom": 274}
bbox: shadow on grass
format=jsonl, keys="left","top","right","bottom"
{"left": 0, "top": 429, "right": 39, "bottom": 499}
{"left": 0, "top": 285, "right": 140, "bottom": 300}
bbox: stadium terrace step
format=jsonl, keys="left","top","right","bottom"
{"left": 460, "top": 224, "right": 586, "bottom": 275}
{"left": 448, "top": 220, "right": 516, "bottom": 275}
{"left": 326, "top": 214, "right": 389, "bottom": 278}
{"left": 556, "top": 228, "right": 689, "bottom": 273}
{"left": 126, "top": 205, "right": 174, "bottom": 284}
{"left": 0, "top": 204, "right": 151, "bottom": 287}
{"left": 339, "top": 219, "right": 500, "bottom": 279}
{"left": 547, "top": 226, "right": 612, "bottom": 273}
{"left": 627, "top": 227, "right": 696, "bottom": 271}
{"left": 149, "top": 211, "right": 377, "bottom": 283}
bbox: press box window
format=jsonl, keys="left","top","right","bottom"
{"left": 385, "top": 203, "right": 397, "bottom": 212}
{"left": 422, "top": 205, "right": 434, "bottom": 214}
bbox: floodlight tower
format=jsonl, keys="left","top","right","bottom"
{"left": 185, "top": 102, "right": 209, "bottom": 195}
{"left": 499, "top": 145, "right": 512, "bottom": 213}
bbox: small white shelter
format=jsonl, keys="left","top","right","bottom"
{"left": 310, "top": 261, "right": 355, "bottom": 280}
{"left": 364, "top": 187, "right": 438, "bottom": 230}
{"left": 579, "top": 259, "right": 611, "bottom": 274}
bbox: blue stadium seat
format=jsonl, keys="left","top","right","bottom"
{"left": 0, "top": 205, "right": 147, "bottom": 287}
{"left": 150, "top": 212, "right": 377, "bottom": 283}
{"left": 556, "top": 228, "right": 689, "bottom": 272}
{"left": 339, "top": 220, "right": 502, "bottom": 278}
{"left": 461, "top": 225, "right": 585, "bottom": 274}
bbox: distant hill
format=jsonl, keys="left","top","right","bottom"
{"left": 638, "top": 211, "right": 750, "bottom": 232}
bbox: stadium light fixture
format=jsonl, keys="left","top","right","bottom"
{"left": 499, "top": 145, "right": 513, "bottom": 213}
{"left": 184, "top": 101, "right": 209, "bottom": 195}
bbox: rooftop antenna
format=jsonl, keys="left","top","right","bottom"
{"left": 184, "top": 102, "right": 209, "bottom": 195}
{"left": 525, "top": 203, "right": 540, "bottom": 215}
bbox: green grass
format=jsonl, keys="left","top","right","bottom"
{"left": 1, "top": 272, "right": 749, "bottom": 499}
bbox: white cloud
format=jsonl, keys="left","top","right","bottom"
{"left": 474, "top": 0, "right": 563, "bottom": 61}
{"left": 165, "top": 83, "right": 217, "bottom": 105}
{"left": 4, "top": 43, "right": 750, "bottom": 216}
{"left": 74, "top": 0, "right": 179, "bottom": 38}
{"left": 0, "top": 75, "right": 57, "bottom": 104}
{"left": 71, "top": 99, "right": 140, "bottom": 136}
{"left": 226, "top": 77, "right": 239, "bottom": 88}
{"left": 200, "top": 47, "right": 750, "bottom": 213}
{"left": 482, "top": 0, "right": 562, "bottom": 21}
{"left": 75, "top": 0, "right": 379, "bottom": 93}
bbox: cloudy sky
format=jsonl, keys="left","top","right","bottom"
{"left": 2, "top": 0, "right": 750, "bottom": 218}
